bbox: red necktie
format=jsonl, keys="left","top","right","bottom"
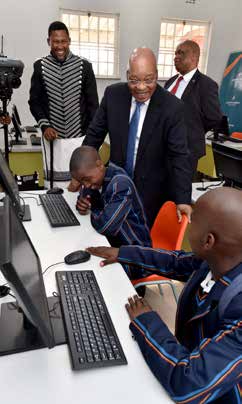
{"left": 170, "top": 76, "right": 183, "bottom": 95}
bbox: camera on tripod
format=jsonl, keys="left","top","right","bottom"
{"left": 0, "top": 57, "right": 24, "bottom": 100}
{"left": 0, "top": 55, "right": 24, "bottom": 163}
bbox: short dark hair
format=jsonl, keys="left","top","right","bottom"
{"left": 70, "top": 146, "right": 100, "bottom": 173}
{"left": 182, "top": 40, "right": 200, "bottom": 60}
{"left": 48, "top": 21, "right": 69, "bottom": 37}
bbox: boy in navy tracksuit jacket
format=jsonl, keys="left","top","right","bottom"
{"left": 69, "top": 146, "right": 151, "bottom": 248}
{"left": 87, "top": 187, "right": 242, "bottom": 404}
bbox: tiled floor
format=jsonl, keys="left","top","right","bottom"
{"left": 144, "top": 281, "right": 184, "bottom": 334}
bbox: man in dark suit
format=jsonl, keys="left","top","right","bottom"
{"left": 83, "top": 47, "right": 192, "bottom": 228}
{"left": 165, "top": 40, "right": 223, "bottom": 174}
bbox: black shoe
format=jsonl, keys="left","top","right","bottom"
{"left": 135, "top": 285, "right": 146, "bottom": 297}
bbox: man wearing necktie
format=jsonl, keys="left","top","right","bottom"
{"left": 84, "top": 47, "right": 192, "bottom": 228}
{"left": 165, "top": 40, "right": 223, "bottom": 174}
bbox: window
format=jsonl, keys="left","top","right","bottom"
{"left": 158, "top": 18, "right": 211, "bottom": 80}
{"left": 61, "top": 10, "right": 120, "bottom": 78}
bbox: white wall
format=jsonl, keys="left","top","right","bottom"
{"left": 0, "top": 0, "right": 242, "bottom": 124}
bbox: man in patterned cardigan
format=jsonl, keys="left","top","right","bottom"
{"left": 29, "top": 21, "right": 99, "bottom": 186}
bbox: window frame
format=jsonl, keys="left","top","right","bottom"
{"left": 158, "top": 17, "right": 211, "bottom": 80}
{"left": 60, "top": 9, "right": 120, "bottom": 79}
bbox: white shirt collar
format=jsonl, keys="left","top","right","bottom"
{"left": 181, "top": 67, "right": 197, "bottom": 83}
{"left": 200, "top": 271, "right": 216, "bottom": 293}
{"left": 131, "top": 97, "right": 150, "bottom": 107}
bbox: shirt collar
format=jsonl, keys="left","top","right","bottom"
{"left": 181, "top": 67, "right": 197, "bottom": 83}
{"left": 200, "top": 271, "right": 215, "bottom": 293}
{"left": 131, "top": 97, "right": 150, "bottom": 107}
{"left": 49, "top": 50, "right": 73, "bottom": 64}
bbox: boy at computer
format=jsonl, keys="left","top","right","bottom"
{"left": 69, "top": 146, "right": 151, "bottom": 248}
{"left": 86, "top": 187, "right": 242, "bottom": 404}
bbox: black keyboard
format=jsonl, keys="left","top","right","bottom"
{"left": 39, "top": 194, "right": 80, "bottom": 227}
{"left": 56, "top": 270, "right": 127, "bottom": 371}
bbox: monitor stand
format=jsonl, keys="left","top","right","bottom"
{"left": 21, "top": 204, "right": 31, "bottom": 221}
{"left": 0, "top": 296, "right": 66, "bottom": 356}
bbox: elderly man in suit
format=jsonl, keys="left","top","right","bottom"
{"left": 165, "top": 40, "right": 223, "bottom": 174}
{"left": 83, "top": 47, "right": 192, "bottom": 228}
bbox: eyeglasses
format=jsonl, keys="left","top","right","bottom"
{"left": 128, "top": 78, "right": 157, "bottom": 86}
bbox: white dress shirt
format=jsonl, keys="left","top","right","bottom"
{"left": 167, "top": 68, "right": 197, "bottom": 99}
{"left": 129, "top": 97, "right": 150, "bottom": 169}
{"left": 200, "top": 271, "right": 215, "bottom": 293}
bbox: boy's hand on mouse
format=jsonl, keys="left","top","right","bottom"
{"left": 125, "top": 295, "right": 152, "bottom": 320}
{"left": 86, "top": 246, "right": 119, "bottom": 266}
{"left": 76, "top": 195, "right": 91, "bottom": 215}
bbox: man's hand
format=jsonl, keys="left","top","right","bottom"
{"left": 86, "top": 246, "right": 119, "bottom": 267}
{"left": 68, "top": 178, "right": 81, "bottom": 192}
{"left": 0, "top": 114, "right": 11, "bottom": 125}
{"left": 43, "top": 127, "right": 58, "bottom": 141}
{"left": 76, "top": 195, "right": 91, "bottom": 215}
{"left": 176, "top": 204, "right": 192, "bottom": 223}
{"left": 125, "top": 295, "right": 152, "bottom": 320}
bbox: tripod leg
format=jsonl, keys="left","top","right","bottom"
{"left": 50, "top": 140, "right": 53, "bottom": 189}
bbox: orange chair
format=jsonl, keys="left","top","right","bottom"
{"left": 132, "top": 201, "right": 189, "bottom": 303}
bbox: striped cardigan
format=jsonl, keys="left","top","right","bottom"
{"left": 29, "top": 52, "right": 98, "bottom": 138}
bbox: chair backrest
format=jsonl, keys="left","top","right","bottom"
{"left": 150, "top": 201, "right": 188, "bottom": 250}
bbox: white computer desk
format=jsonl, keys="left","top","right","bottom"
{"left": 0, "top": 191, "right": 172, "bottom": 404}
{"left": 192, "top": 181, "right": 223, "bottom": 202}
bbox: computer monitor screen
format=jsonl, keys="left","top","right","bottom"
{"left": 12, "top": 104, "right": 22, "bottom": 126}
{"left": 11, "top": 111, "right": 25, "bottom": 145}
{"left": 211, "top": 115, "right": 230, "bottom": 140}
{"left": 212, "top": 141, "right": 242, "bottom": 188}
{"left": 0, "top": 196, "right": 55, "bottom": 354}
{"left": 218, "top": 115, "right": 229, "bottom": 136}
{"left": 0, "top": 150, "right": 31, "bottom": 220}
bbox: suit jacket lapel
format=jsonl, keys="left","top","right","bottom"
{"left": 135, "top": 87, "right": 163, "bottom": 166}
{"left": 164, "top": 74, "right": 178, "bottom": 90}
{"left": 186, "top": 280, "right": 227, "bottom": 325}
{"left": 181, "top": 69, "right": 201, "bottom": 100}
{"left": 186, "top": 264, "right": 242, "bottom": 324}
{"left": 120, "top": 86, "right": 132, "bottom": 163}
{"left": 175, "top": 262, "right": 209, "bottom": 336}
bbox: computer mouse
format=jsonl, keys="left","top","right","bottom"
{"left": 46, "top": 187, "right": 64, "bottom": 195}
{"left": 64, "top": 250, "right": 91, "bottom": 265}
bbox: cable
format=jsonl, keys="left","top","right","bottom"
{"left": 49, "top": 292, "right": 60, "bottom": 318}
{"left": 42, "top": 261, "right": 65, "bottom": 277}
{"left": 21, "top": 196, "right": 42, "bottom": 206}
{"left": 21, "top": 192, "right": 45, "bottom": 196}
{"left": 0, "top": 285, "right": 10, "bottom": 298}
{"left": 19, "top": 194, "right": 25, "bottom": 213}
{"left": 196, "top": 180, "right": 224, "bottom": 192}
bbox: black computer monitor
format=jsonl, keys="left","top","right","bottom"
{"left": 212, "top": 115, "right": 230, "bottom": 140}
{"left": 10, "top": 108, "right": 27, "bottom": 146}
{"left": 0, "top": 150, "right": 31, "bottom": 221}
{"left": 212, "top": 141, "right": 242, "bottom": 188}
{"left": 0, "top": 196, "right": 65, "bottom": 355}
{"left": 12, "top": 104, "right": 22, "bottom": 126}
